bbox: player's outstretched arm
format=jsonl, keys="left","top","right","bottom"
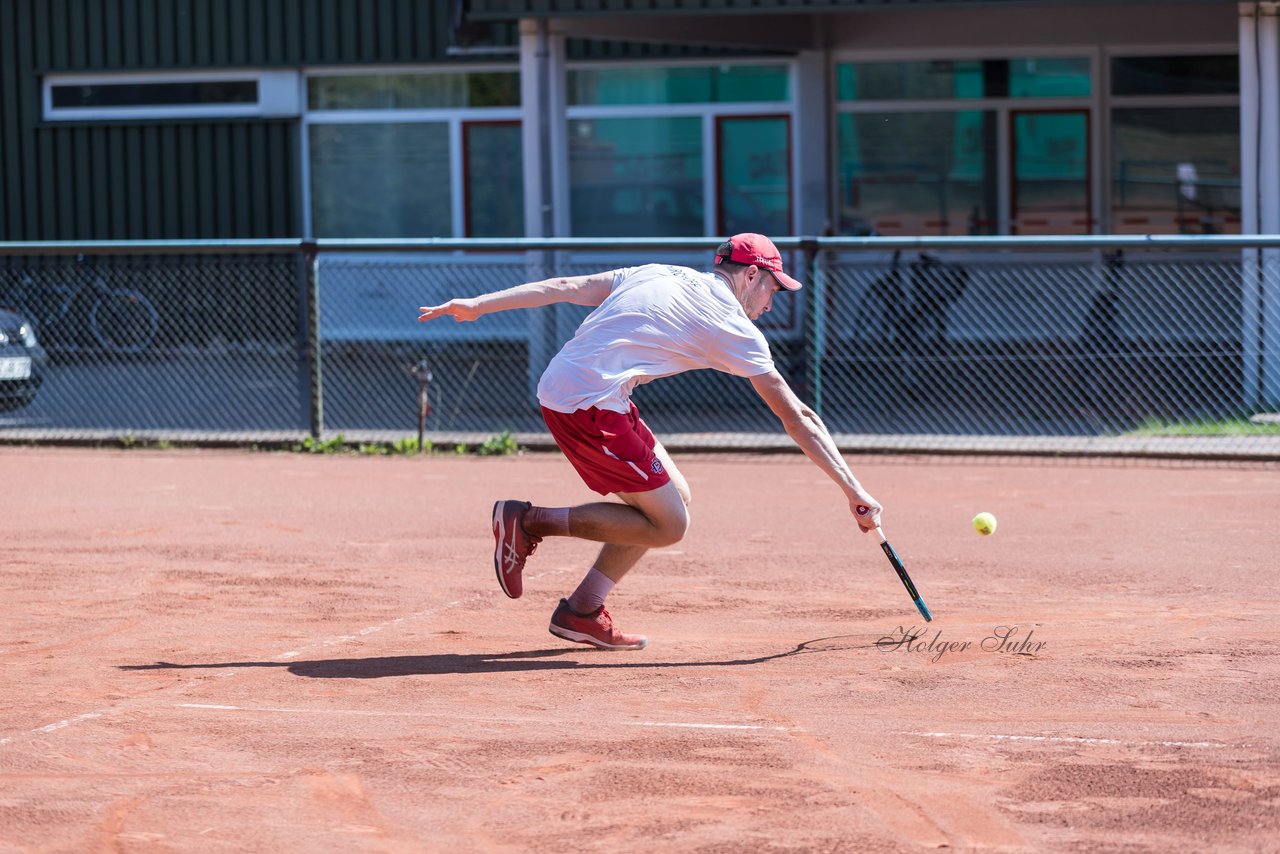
{"left": 749, "top": 370, "right": 882, "bottom": 533}
{"left": 418, "top": 271, "right": 614, "bottom": 323}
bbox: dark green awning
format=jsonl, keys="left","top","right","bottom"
{"left": 467, "top": 0, "right": 1228, "bottom": 20}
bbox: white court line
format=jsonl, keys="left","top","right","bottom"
{"left": 177, "top": 703, "right": 794, "bottom": 732}
{"left": 901, "top": 731, "right": 1226, "bottom": 749}
{"left": 625, "top": 721, "right": 793, "bottom": 732}
{"left": 0, "top": 712, "right": 105, "bottom": 746}
{"left": 271, "top": 564, "right": 571, "bottom": 661}
{"left": 272, "top": 592, "right": 489, "bottom": 660}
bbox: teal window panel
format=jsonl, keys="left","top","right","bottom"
{"left": 836, "top": 110, "right": 993, "bottom": 236}
{"left": 1009, "top": 58, "right": 1091, "bottom": 98}
{"left": 836, "top": 61, "right": 986, "bottom": 101}
{"left": 568, "top": 116, "right": 703, "bottom": 236}
{"left": 1012, "top": 110, "right": 1090, "bottom": 234}
{"left": 837, "top": 58, "right": 1088, "bottom": 101}
{"left": 568, "top": 64, "right": 787, "bottom": 106}
{"left": 717, "top": 115, "right": 790, "bottom": 236}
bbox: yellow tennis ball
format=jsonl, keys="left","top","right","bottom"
{"left": 972, "top": 512, "right": 997, "bottom": 536}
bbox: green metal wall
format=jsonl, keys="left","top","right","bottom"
{"left": 0, "top": 0, "right": 517, "bottom": 240}
{"left": 0, "top": 1, "right": 768, "bottom": 240}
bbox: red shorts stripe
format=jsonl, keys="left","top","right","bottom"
{"left": 541, "top": 403, "right": 671, "bottom": 496}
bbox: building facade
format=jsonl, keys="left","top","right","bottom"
{"left": 0, "top": 0, "right": 1265, "bottom": 241}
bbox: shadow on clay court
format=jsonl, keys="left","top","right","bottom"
{"left": 118, "top": 636, "right": 876, "bottom": 678}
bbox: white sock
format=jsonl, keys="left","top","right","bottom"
{"left": 568, "top": 567, "right": 615, "bottom": 614}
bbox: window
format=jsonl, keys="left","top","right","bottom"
{"left": 52, "top": 80, "right": 257, "bottom": 108}
{"left": 43, "top": 71, "right": 300, "bottom": 120}
{"left": 568, "top": 64, "right": 788, "bottom": 106}
{"left": 1111, "top": 55, "right": 1238, "bottom": 97}
{"left": 837, "top": 111, "right": 993, "bottom": 236}
{"left": 1109, "top": 54, "right": 1239, "bottom": 234}
{"left": 565, "top": 62, "right": 794, "bottom": 237}
{"left": 465, "top": 122, "right": 524, "bottom": 238}
{"left": 837, "top": 60, "right": 986, "bottom": 101}
{"left": 304, "top": 70, "right": 522, "bottom": 238}
{"left": 1009, "top": 58, "right": 1091, "bottom": 98}
{"left": 568, "top": 117, "right": 704, "bottom": 237}
{"left": 1013, "top": 111, "right": 1091, "bottom": 234}
{"left": 835, "top": 55, "right": 1091, "bottom": 235}
{"left": 308, "top": 72, "right": 519, "bottom": 110}
{"left": 1111, "top": 107, "right": 1240, "bottom": 234}
{"left": 717, "top": 116, "right": 791, "bottom": 236}
{"left": 309, "top": 123, "right": 451, "bottom": 238}
{"left": 836, "top": 57, "right": 1089, "bottom": 101}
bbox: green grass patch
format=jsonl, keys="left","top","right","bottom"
{"left": 295, "top": 434, "right": 349, "bottom": 454}
{"left": 290, "top": 433, "right": 514, "bottom": 455}
{"left": 476, "top": 431, "right": 519, "bottom": 456}
{"left": 392, "top": 436, "right": 430, "bottom": 455}
{"left": 1124, "top": 416, "right": 1280, "bottom": 437}
{"left": 116, "top": 433, "right": 173, "bottom": 450}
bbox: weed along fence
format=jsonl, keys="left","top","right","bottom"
{"left": 1, "top": 236, "right": 1279, "bottom": 459}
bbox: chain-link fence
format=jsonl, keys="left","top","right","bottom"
{"left": 2, "top": 237, "right": 1278, "bottom": 458}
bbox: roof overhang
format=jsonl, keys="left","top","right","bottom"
{"left": 466, "top": 0, "right": 1237, "bottom": 51}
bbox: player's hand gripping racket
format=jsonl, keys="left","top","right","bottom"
{"left": 857, "top": 506, "right": 933, "bottom": 622}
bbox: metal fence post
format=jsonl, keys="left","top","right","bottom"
{"left": 1265, "top": 248, "right": 1280, "bottom": 408}
{"left": 1243, "top": 247, "right": 1261, "bottom": 409}
{"left": 299, "top": 241, "right": 322, "bottom": 439}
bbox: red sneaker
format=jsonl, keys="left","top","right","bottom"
{"left": 492, "top": 500, "right": 540, "bottom": 599}
{"left": 548, "top": 599, "right": 648, "bottom": 650}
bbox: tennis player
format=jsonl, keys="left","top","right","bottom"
{"left": 417, "top": 233, "right": 883, "bottom": 650}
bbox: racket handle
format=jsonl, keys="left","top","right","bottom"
{"left": 855, "top": 504, "right": 886, "bottom": 541}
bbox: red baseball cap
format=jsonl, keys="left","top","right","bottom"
{"left": 714, "top": 233, "right": 803, "bottom": 291}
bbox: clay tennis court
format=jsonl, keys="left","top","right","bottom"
{"left": 4, "top": 446, "right": 1278, "bottom": 851}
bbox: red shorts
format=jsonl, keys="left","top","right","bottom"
{"left": 541, "top": 403, "right": 671, "bottom": 496}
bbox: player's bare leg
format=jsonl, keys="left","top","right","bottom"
{"left": 552, "top": 483, "right": 688, "bottom": 546}
{"left": 591, "top": 444, "right": 690, "bottom": 581}
{"left": 545, "top": 485, "right": 685, "bottom": 650}
{"left": 524, "top": 442, "right": 690, "bottom": 553}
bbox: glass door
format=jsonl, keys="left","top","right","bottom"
{"left": 716, "top": 115, "right": 791, "bottom": 236}
{"left": 1011, "top": 110, "right": 1090, "bottom": 234}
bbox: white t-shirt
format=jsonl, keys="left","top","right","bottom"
{"left": 537, "top": 264, "right": 776, "bottom": 414}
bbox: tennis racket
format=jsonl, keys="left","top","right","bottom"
{"left": 857, "top": 506, "right": 933, "bottom": 622}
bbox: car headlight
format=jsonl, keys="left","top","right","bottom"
{"left": 19, "top": 323, "right": 36, "bottom": 348}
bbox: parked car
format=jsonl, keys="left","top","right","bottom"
{"left": 0, "top": 308, "right": 47, "bottom": 412}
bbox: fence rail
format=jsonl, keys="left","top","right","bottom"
{"left": 2, "top": 236, "right": 1278, "bottom": 459}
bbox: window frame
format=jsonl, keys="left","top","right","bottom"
{"left": 564, "top": 57, "right": 797, "bottom": 238}
{"left": 1103, "top": 43, "right": 1240, "bottom": 233}
{"left": 301, "top": 64, "right": 523, "bottom": 239}
{"left": 42, "top": 70, "right": 302, "bottom": 121}
{"left": 832, "top": 46, "right": 1099, "bottom": 236}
